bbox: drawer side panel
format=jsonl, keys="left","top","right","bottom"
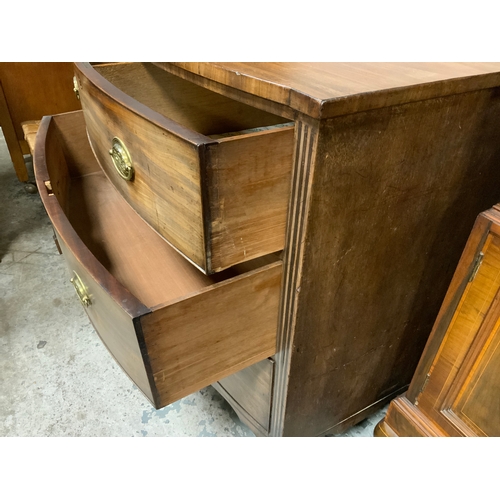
{"left": 141, "top": 262, "right": 282, "bottom": 407}
{"left": 206, "top": 126, "right": 294, "bottom": 272}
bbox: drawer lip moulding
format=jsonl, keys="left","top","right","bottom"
{"left": 34, "top": 110, "right": 282, "bottom": 409}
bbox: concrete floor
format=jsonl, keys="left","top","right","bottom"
{"left": 0, "top": 128, "right": 386, "bottom": 437}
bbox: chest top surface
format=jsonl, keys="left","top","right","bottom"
{"left": 157, "top": 62, "right": 500, "bottom": 119}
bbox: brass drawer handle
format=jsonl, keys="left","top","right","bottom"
{"left": 73, "top": 76, "right": 80, "bottom": 100}
{"left": 109, "top": 137, "right": 134, "bottom": 181}
{"left": 70, "top": 271, "right": 91, "bottom": 307}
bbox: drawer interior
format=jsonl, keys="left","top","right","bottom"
{"left": 47, "top": 112, "right": 280, "bottom": 310}
{"left": 93, "top": 62, "right": 291, "bottom": 137}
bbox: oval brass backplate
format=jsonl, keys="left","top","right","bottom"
{"left": 109, "top": 137, "right": 134, "bottom": 181}
{"left": 70, "top": 271, "right": 91, "bottom": 307}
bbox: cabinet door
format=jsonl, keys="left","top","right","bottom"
{"left": 413, "top": 210, "right": 500, "bottom": 436}
{"left": 448, "top": 317, "right": 500, "bottom": 436}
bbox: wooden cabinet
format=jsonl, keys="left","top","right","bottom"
{"left": 0, "top": 63, "right": 80, "bottom": 183}
{"left": 34, "top": 62, "right": 500, "bottom": 436}
{"left": 376, "top": 206, "right": 500, "bottom": 437}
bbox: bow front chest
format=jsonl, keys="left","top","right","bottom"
{"left": 35, "top": 62, "right": 500, "bottom": 436}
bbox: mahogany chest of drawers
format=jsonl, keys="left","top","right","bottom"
{"left": 35, "top": 62, "right": 500, "bottom": 436}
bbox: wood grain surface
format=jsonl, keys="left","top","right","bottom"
{"left": 157, "top": 62, "right": 500, "bottom": 119}
{"left": 205, "top": 126, "right": 293, "bottom": 271}
{"left": 95, "top": 62, "right": 288, "bottom": 135}
{"left": 279, "top": 88, "right": 500, "bottom": 436}
{"left": 406, "top": 214, "right": 493, "bottom": 402}
{"left": 56, "top": 232, "right": 158, "bottom": 405}
{"left": 215, "top": 357, "right": 275, "bottom": 435}
{"left": 373, "top": 420, "right": 396, "bottom": 437}
{"left": 141, "top": 261, "right": 281, "bottom": 407}
{"left": 0, "top": 81, "right": 28, "bottom": 181}
{"left": 35, "top": 110, "right": 283, "bottom": 410}
{"left": 34, "top": 113, "right": 156, "bottom": 404}
{"left": 36, "top": 63, "right": 500, "bottom": 435}
{"left": 417, "top": 234, "right": 500, "bottom": 412}
{"left": 64, "top": 62, "right": 500, "bottom": 435}
{"left": 0, "top": 63, "right": 80, "bottom": 182}
{"left": 453, "top": 314, "right": 500, "bottom": 436}
{"left": 21, "top": 120, "right": 40, "bottom": 154}
{"left": 75, "top": 63, "right": 208, "bottom": 270}
{"left": 75, "top": 63, "right": 293, "bottom": 273}
{"left": 270, "top": 119, "right": 320, "bottom": 436}
{"left": 418, "top": 219, "right": 500, "bottom": 436}
{"left": 374, "top": 209, "right": 500, "bottom": 437}
{"left": 0, "top": 63, "right": 80, "bottom": 138}
{"left": 378, "top": 396, "right": 443, "bottom": 437}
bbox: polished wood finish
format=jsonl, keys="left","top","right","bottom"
{"left": 282, "top": 89, "right": 500, "bottom": 436}
{"left": 377, "top": 397, "right": 442, "bottom": 437}
{"left": 34, "top": 111, "right": 282, "bottom": 409}
{"left": 152, "top": 63, "right": 500, "bottom": 436}
{"left": 1, "top": 80, "right": 30, "bottom": 181}
{"left": 157, "top": 62, "right": 500, "bottom": 119}
{"left": 213, "top": 358, "right": 275, "bottom": 436}
{"left": 36, "top": 112, "right": 154, "bottom": 402}
{"left": 377, "top": 206, "right": 500, "bottom": 436}
{"left": 36, "top": 63, "right": 500, "bottom": 436}
{"left": 57, "top": 232, "right": 156, "bottom": 402}
{"left": 0, "top": 63, "right": 80, "bottom": 182}
{"left": 95, "top": 62, "right": 287, "bottom": 135}
{"left": 74, "top": 62, "right": 294, "bottom": 274}
{"left": 374, "top": 421, "right": 396, "bottom": 437}
{"left": 141, "top": 264, "right": 280, "bottom": 408}
{"left": 205, "top": 127, "right": 292, "bottom": 271}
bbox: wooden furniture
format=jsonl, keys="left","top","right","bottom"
{"left": 35, "top": 62, "right": 500, "bottom": 437}
{"left": 375, "top": 205, "right": 500, "bottom": 437}
{"left": 21, "top": 120, "right": 41, "bottom": 155}
{"left": 0, "top": 63, "right": 80, "bottom": 183}
{"left": 74, "top": 63, "right": 294, "bottom": 273}
{"left": 35, "top": 111, "right": 281, "bottom": 407}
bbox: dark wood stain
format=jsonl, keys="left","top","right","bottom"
{"left": 282, "top": 88, "right": 500, "bottom": 436}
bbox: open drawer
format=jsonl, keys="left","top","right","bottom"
{"left": 34, "top": 110, "right": 282, "bottom": 408}
{"left": 73, "top": 62, "right": 294, "bottom": 274}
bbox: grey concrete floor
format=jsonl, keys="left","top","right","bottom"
{"left": 0, "top": 128, "right": 386, "bottom": 437}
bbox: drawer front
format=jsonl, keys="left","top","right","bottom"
{"left": 57, "top": 224, "right": 281, "bottom": 410}
{"left": 140, "top": 265, "right": 280, "bottom": 408}
{"left": 214, "top": 358, "right": 275, "bottom": 436}
{"left": 34, "top": 111, "right": 157, "bottom": 405}
{"left": 75, "top": 64, "right": 208, "bottom": 270}
{"left": 55, "top": 232, "right": 157, "bottom": 405}
{"left": 74, "top": 63, "right": 293, "bottom": 274}
{"left": 35, "top": 111, "right": 281, "bottom": 410}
